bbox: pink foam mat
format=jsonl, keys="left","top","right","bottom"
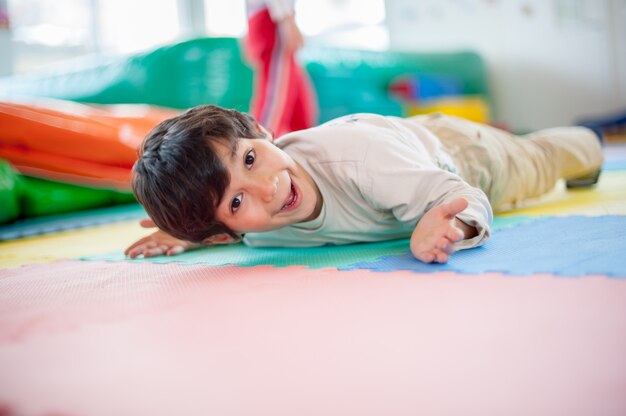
{"left": 1, "top": 260, "right": 626, "bottom": 415}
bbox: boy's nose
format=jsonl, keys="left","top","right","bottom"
{"left": 255, "top": 176, "right": 279, "bottom": 203}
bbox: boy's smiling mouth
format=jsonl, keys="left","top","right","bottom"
{"left": 279, "top": 179, "right": 300, "bottom": 213}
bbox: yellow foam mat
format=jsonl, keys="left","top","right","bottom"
{"left": 0, "top": 220, "right": 147, "bottom": 269}
{"left": 498, "top": 170, "right": 626, "bottom": 217}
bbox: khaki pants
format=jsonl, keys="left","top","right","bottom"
{"left": 410, "top": 113, "right": 604, "bottom": 212}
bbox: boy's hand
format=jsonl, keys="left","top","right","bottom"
{"left": 410, "top": 198, "right": 477, "bottom": 264}
{"left": 124, "top": 218, "right": 200, "bottom": 258}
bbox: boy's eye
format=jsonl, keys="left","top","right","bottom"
{"left": 245, "top": 149, "right": 255, "bottom": 167}
{"left": 231, "top": 195, "right": 242, "bottom": 213}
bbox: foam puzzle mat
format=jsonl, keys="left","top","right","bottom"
{"left": 0, "top": 203, "right": 146, "bottom": 241}
{"left": 1, "top": 143, "right": 626, "bottom": 414}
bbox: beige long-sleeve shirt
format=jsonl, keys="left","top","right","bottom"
{"left": 243, "top": 113, "right": 493, "bottom": 249}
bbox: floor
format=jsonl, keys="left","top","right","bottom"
{"left": 0, "top": 143, "right": 625, "bottom": 416}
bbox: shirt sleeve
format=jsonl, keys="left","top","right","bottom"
{"left": 361, "top": 136, "right": 493, "bottom": 250}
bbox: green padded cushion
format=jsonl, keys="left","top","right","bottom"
{"left": 0, "top": 38, "right": 254, "bottom": 111}
{"left": 0, "top": 160, "right": 21, "bottom": 224}
{"left": 0, "top": 38, "right": 490, "bottom": 123}
{"left": 20, "top": 177, "right": 136, "bottom": 218}
{"left": 301, "top": 47, "right": 491, "bottom": 122}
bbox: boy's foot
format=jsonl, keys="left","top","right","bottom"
{"left": 565, "top": 169, "right": 601, "bottom": 188}
{"left": 565, "top": 123, "right": 604, "bottom": 189}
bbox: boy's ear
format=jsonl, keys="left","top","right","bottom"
{"left": 254, "top": 121, "right": 275, "bottom": 143}
{"left": 202, "top": 233, "right": 239, "bottom": 245}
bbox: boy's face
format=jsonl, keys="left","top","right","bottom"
{"left": 212, "top": 128, "right": 321, "bottom": 237}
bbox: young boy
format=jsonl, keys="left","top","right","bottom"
{"left": 125, "top": 105, "right": 603, "bottom": 264}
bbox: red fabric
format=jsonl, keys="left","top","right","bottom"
{"left": 245, "top": 9, "right": 317, "bottom": 137}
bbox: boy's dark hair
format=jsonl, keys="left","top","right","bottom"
{"left": 132, "top": 104, "right": 266, "bottom": 243}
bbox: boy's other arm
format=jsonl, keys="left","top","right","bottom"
{"left": 410, "top": 198, "right": 478, "bottom": 264}
{"left": 124, "top": 218, "right": 203, "bottom": 258}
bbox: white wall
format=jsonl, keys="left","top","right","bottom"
{"left": 0, "top": 0, "right": 12, "bottom": 76}
{"left": 385, "top": 0, "right": 626, "bottom": 131}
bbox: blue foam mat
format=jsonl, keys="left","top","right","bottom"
{"left": 0, "top": 204, "right": 146, "bottom": 241}
{"left": 342, "top": 216, "right": 626, "bottom": 277}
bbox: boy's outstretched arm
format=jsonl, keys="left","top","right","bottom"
{"left": 410, "top": 198, "right": 478, "bottom": 264}
{"left": 124, "top": 218, "right": 202, "bottom": 258}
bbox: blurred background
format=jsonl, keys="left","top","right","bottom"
{"left": 0, "top": 0, "right": 624, "bottom": 132}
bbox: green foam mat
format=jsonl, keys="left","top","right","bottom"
{"left": 84, "top": 238, "right": 410, "bottom": 269}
